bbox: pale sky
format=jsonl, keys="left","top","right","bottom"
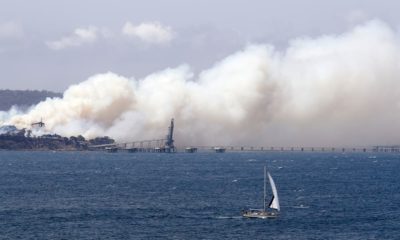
{"left": 1, "top": 0, "right": 399, "bottom": 91}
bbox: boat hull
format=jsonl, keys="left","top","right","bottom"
{"left": 242, "top": 210, "right": 278, "bottom": 219}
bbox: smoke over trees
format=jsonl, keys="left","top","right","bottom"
{"left": 1, "top": 20, "right": 400, "bottom": 147}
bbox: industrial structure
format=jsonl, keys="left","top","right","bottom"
{"left": 164, "top": 118, "right": 175, "bottom": 153}
{"left": 92, "top": 118, "right": 176, "bottom": 153}
{"left": 372, "top": 145, "right": 400, "bottom": 152}
{"left": 90, "top": 118, "right": 400, "bottom": 154}
{"left": 31, "top": 118, "right": 45, "bottom": 128}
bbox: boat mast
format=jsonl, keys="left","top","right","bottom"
{"left": 263, "top": 165, "right": 266, "bottom": 212}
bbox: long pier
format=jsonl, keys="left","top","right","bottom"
{"left": 89, "top": 138, "right": 169, "bottom": 152}
{"left": 90, "top": 119, "right": 177, "bottom": 153}
{"left": 91, "top": 143, "right": 400, "bottom": 153}
{"left": 89, "top": 119, "right": 400, "bottom": 153}
{"left": 176, "top": 145, "right": 400, "bottom": 153}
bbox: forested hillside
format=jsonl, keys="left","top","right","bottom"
{"left": 0, "top": 90, "right": 62, "bottom": 111}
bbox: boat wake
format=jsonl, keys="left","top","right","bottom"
{"left": 215, "top": 216, "right": 243, "bottom": 219}
{"left": 292, "top": 205, "right": 310, "bottom": 209}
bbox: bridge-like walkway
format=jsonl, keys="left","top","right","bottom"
{"left": 91, "top": 143, "right": 400, "bottom": 153}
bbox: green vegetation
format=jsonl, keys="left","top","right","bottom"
{"left": 0, "top": 133, "right": 115, "bottom": 151}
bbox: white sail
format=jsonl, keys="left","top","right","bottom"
{"left": 267, "top": 172, "right": 280, "bottom": 211}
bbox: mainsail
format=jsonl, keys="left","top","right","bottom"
{"left": 267, "top": 172, "right": 280, "bottom": 211}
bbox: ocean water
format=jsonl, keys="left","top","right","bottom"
{"left": 0, "top": 151, "right": 399, "bottom": 239}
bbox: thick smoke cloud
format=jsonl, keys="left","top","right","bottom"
{"left": 1, "top": 20, "right": 400, "bottom": 147}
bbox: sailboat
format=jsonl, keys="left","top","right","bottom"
{"left": 242, "top": 166, "right": 280, "bottom": 219}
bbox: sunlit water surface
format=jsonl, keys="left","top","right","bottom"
{"left": 0, "top": 151, "right": 399, "bottom": 239}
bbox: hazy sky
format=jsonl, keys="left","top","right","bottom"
{"left": 2, "top": 0, "right": 400, "bottom": 146}
{"left": 1, "top": 0, "right": 400, "bottom": 91}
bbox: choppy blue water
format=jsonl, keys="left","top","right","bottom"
{"left": 0, "top": 151, "right": 399, "bottom": 239}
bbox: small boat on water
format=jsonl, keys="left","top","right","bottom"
{"left": 242, "top": 166, "right": 280, "bottom": 219}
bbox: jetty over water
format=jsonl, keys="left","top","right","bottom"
{"left": 90, "top": 119, "right": 400, "bottom": 153}
{"left": 92, "top": 142, "right": 400, "bottom": 154}
{"left": 176, "top": 145, "right": 400, "bottom": 153}
{"left": 90, "top": 118, "right": 176, "bottom": 153}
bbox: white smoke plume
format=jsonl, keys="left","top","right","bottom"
{"left": 2, "top": 20, "right": 400, "bottom": 147}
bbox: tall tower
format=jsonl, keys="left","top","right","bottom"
{"left": 165, "top": 118, "right": 175, "bottom": 152}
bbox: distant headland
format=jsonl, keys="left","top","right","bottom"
{"left": 0, "top": 89, "right": 61, "bottom": 111}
